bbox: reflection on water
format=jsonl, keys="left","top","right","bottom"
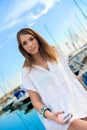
{"left": 0, "top": 109, "right": 45, "bottom": 130}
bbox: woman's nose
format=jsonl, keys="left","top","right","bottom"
{"left": 27, "top": 41, "right": 33, "bottom": 48}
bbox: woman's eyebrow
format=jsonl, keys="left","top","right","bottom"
{"left": 21, "top": 36, "right": 34, "bottom": 44}
{"left": 29, "top": 36, "right": 34, "bottom": 39}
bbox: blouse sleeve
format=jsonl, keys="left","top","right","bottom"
{"left": 20, "top": 68, "right": 37, "bottom": 92}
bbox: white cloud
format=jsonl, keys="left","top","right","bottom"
{"left": 4, "top": 0, "right": 39, "bottom": 23}
{"left": 0, "top": 20, "right": 18, "bottom": 31}
{"left": 27, "top": 22, "right": 35, "bottom": 27}
{"left": 0, "top": 0, "right": 60, "bottom": 30}
{"left": 27, "top": 0, "right": 60, "bottom": 25}
{"left": 0, "top": 18, "right": 24, "bottom": 32}
{"left": 0, "top": 0, "right": 39, "bottom": 31}
{"left": 40, "top": 0, "right": 60, "bottom": 9}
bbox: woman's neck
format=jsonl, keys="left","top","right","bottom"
{"left": 32, "top": 52, "right": 49, "bottom": 70}
{"left": 32, "top": 52, "right": 45, "bottom": 63}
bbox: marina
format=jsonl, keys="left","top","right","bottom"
{"left": 0, "top": 109, "right": 45, "bottom": 130}
{"left": 68, "top": 44, "right": 87, "bottom": 89}
{"left": 0, "top": 0, "right": 87, "bottom": 129}
{"left": 0, "top": 44, "right": 87, "bottom": 130}
{"left": 0, "top": 43, "right": 87, "bottom": 115}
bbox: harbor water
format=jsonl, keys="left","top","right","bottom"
{"left": 0, "top": 109, "right": 45, "bottom": 130}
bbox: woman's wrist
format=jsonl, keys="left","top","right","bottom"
{"left": 40, "top": 107, "right": 52, "bottom": 118}
{"left": 44, "top": 109, "right": 53, "bottom": 119}
{"left": 40, "top": 107, "right": 58, "bottom": 122}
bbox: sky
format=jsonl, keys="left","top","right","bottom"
{"left": 0, "top": 0, "right": 87, "bottom": 97}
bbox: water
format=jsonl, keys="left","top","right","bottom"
{"left": 0, "top": 109, "right": 45, "bottom": 130}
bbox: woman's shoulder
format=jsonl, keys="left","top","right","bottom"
{"left": 22, "top": 60, "right": 28, "bottom": 67}
{"left": 22, "top": 61, "right": 36, "bottom": 77}
{"left": 22, "top": 67, "right": 28, "bottom": 72}
{"left": 22, "top": 60, "right": 30, "bottom": 74}
{"left": 50, "top": 45, "right": 56, "bottom": 50}
{"left": 50, "top": 46, "right": 60, "bottom": 53}
{"left": 21, "top": 66, "right": 30, "bottom": 77}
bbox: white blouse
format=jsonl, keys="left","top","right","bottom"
{"left": 21, "top": 48, "right": 87, "bottom": 130}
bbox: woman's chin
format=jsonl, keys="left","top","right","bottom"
{"left": 30, "top": 51, "right": 38, "bottom": 55}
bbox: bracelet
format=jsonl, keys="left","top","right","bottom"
{"left": 40, "top": 107, "right": 51, "bottom": 118}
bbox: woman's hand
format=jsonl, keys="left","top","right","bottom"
{"left": 50, "top": 111, "right": 65, "bottom": 124}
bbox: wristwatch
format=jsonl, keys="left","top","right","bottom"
{"left": 40, "top": 107, "right": 51, "bottom": 118}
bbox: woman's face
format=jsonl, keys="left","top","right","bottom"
{"left": 20, "top": 34, "right": 39, "bottom": 55}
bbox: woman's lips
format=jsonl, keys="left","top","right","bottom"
{"left": 30, "top": 46, "right": 36, "bottom": 52}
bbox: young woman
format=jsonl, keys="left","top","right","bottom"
{"left": 17, "top": 28, "right": 87, "bottom": 130}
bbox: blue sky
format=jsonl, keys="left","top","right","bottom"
{"left": 0, "top": 0, "right": 87, "bottom": 97}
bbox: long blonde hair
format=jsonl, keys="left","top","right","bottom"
{"left": 17, "top": 28, "right": 58, "bottom": 69}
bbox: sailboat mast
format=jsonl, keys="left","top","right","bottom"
{"left": 73, "top": 0, "right": 87, "bottom": 20}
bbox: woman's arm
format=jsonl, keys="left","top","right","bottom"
{"left": 28, "top": 90, "right": 45, "bottom": 112}
{"left": 28, "top": 90, "right": 64, "bottom": 124}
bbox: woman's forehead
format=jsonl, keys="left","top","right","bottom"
{"left": 20, "top": 34, "right": 33, "bottom": 40}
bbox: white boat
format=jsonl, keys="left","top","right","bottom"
{"left": 68, "top": 44, "right": 87, "bottom": 89}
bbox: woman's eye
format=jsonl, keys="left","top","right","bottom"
{"left": 22, "top": 41, "right": 27, "bottom": 46}
{"left": 30, "top": 37, "right": 34, "bottom": 41}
